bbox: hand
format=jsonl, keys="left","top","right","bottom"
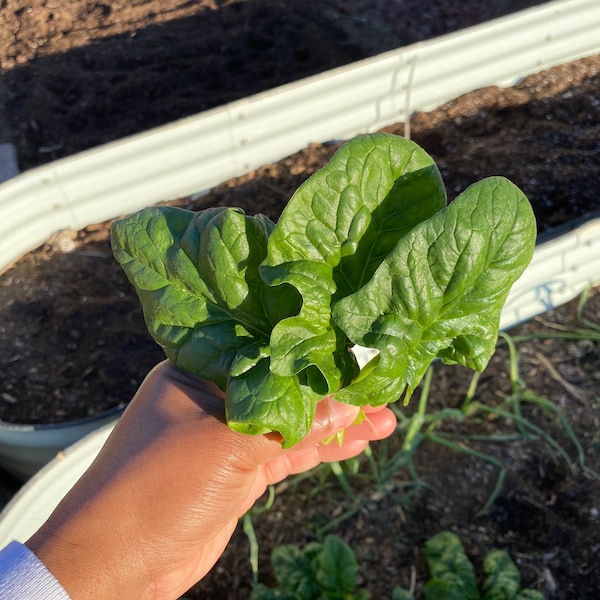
{"left": 26, "top": 361, "right": 396, "bottom": 600}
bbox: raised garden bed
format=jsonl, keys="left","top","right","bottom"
{"left": 0, "top": 1, "right": 599, "bottom": 598}
{"left": 1, "top": 52, "right": 598, "bottom": 426}
{"left": 0, "top": 51, "right": 599, "bottom": 597}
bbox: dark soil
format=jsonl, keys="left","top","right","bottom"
{"left": 1, "top": 52, "right": 598, "bottom": 425}
{"left": 192, "top": 288, "right": 600, "bottom": 600}
{"left": 1, "top": 1, "right": 599, "bottom": 599}
{"left": 1, "top": 0, "right": 547, "bottom": 171}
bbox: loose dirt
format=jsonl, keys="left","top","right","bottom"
{"left": 0, "top": 2, "right": 599, "bottom": 598}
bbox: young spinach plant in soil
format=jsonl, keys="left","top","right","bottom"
{"left": 250, "top": 534, "right": 369, "bottom": 600}
{"left": 111, "top": 133, "right": 536, "bottom": 445}
{"left": 250, "top": 530, "right": 544, "bottom": 600}
{"left": 393, "top": 531, "right": 544, "bottom": 600}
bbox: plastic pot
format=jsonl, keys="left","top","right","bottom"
{"left": 0, "top": 423, "right": 114, "bottom": 546}
{"left": 0, "top": 407, "right": 123, "bottom": 480}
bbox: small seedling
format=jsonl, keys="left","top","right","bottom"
{"left": 251, "top": 534, "right": 370, "bottom": 600}
{"left": 393, "top": 531, "right": 544, "bottom": 600}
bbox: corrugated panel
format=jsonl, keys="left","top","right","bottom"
{"left": 501, "top": 217, "right": 600, "bottom": 329}
{"left": 0, "top": 0, "right": 598, "bottom": 272}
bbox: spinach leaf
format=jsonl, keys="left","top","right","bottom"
{"left": 423, "top": 532, "right": 479, "bottom": 600}
{"left": 261, "top": 133, "right": 446, "bottom": 394}
{"left": 251, "top": 535, "right": 369, "bottom": 600}
{"left": 393, "top": 531, "right": 545, "bottom": 600}
{"left": 332, "top": 176, "right": 536, "bottom": 406}
{"left": 111, "top": 205, "right": 317, "bottom": 443}
{"left": 481, "top": 550, "right": 522, "bottom": 600}
{"left": 112, "top": 206, "right": 278, "bottom": 387}
{"left": 111, "top": 133, "right": 536, "bottom": 446}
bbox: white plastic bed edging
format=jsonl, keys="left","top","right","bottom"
{"left": 0, "top": 0, "right": 599, "bottom": 545}
{"left": 0, "top": 409, "right": 123, "bottom": 481}
{"left": 500, "top": 216, "right": 600, "bottom": 328}
{"left": 0, "top": 424, "right": 114, "bottom": 546}
{"left": 0, "top": 0, "right": 598, "bottom": 274}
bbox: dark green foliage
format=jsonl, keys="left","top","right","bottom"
{"left": 111, "top": 133, "right": 536, "bottom": 446}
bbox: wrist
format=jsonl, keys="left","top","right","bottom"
{"left": 26, "top": 511, "right": 152, "bottom": 600}
{"left": 25, "top": 456, "right": 154, "bottom": 600}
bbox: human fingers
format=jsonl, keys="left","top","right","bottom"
{"left": 262, "top": 407, "right": 396, "bottom": 483}
{"left": 259, "top": 398, "right": 361, "bottom": 485}
{"left": 260, "top": 438, "right": 365, "bottom": 485}
{"left": 334, "top": 405, "right": 397, "bottom": 442}
{"left": 290, "top": 396, "right": 362, "bottom": 447}
{"left": 310, "top": 407, "right": 396, "bottom": 463}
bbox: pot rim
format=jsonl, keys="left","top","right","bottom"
{"left": 0, "top": 404, "right": 126, "bottom": 433}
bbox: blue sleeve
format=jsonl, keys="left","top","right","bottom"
{"left": 0, "top": 540, "right": 71, "bottom": 599}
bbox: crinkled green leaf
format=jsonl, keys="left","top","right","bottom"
{"left": 270, "top": 542, "right": 323, "bottom": 598}
{"left": 252, "top": 536, "right": 368, "bottom": 600}
{"left": 111, "top": 205, "right": 311, "bottom": 445}
{"left": 111, "top": 206, "right": 285, "bottom": 385}
{"left": 481, "top": 549, "right": 543, "bottom": 600}
{"left": 112, "top": 133, "right": 536, "bottom": 447}
{"left": 481, "top": 550, "right": 521, "bottom": 599}
{"left": 261, "top": 133, "right": 446, "bottom": 393}
{"left": 226, "top": 351, "right": 321, "bottom": 446}
{"left": 315, "top": 535, "right": 361, "bottom": 596}
{"left": 332, "top": 177, "right": 536, "bottom": 406}
{"left": 417, "top": 533, "right": 544, "bottom": 600}
{"left": 423, "top": 532, "right": 479, "bottom": 600}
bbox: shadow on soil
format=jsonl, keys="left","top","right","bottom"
{"left": 2, "top": 0, "right": 361, "bottom": 171}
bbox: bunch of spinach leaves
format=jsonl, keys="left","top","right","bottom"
{"left": 111, "top": 133, "right": 536, "bottom": 446}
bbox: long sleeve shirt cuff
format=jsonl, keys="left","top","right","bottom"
{"left": 0, "top": 540, "right": 71, "bottom": 599}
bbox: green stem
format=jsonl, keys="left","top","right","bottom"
{"left": 243, "top": 486, "right": 276, "bottom": 586}
{"left": 461, "top": 370, "right": 481, "bottom": 413}
{"left": 243, "top": 513, "right": 260, "bottom": 586}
